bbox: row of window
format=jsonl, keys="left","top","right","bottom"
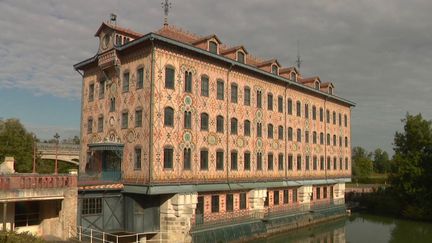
{"left": 87, "top": 109, "right": 143, "bottom": 134}
{"left": 265, "top": 189, "right": 298, "bottom": 207}
{"left": 203, "top": 192, "right": 248, "bottom": 214}
{"left": 163, "top": 67, "right": 347, "bottom": 126}
{"left": 161, "top": 147, "right": 351, "bottom": 172}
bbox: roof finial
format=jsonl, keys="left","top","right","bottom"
{"left": 109, "top": 13, "right": 117, "bottom": 26}
{"left": 296, "top": 40, "right": 302, "bottom": 70}
{"left": 161, "top": 0, "right": 172, "bottom": 26}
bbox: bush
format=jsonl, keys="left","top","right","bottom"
{"left": 0, "top": 231, "right": 45, "bottom": 243}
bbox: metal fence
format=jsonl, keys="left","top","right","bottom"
{"left": 69, "top": 226, "right": 169, "bottom": 243}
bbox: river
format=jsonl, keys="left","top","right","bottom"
{"left": 252, "top": 213, "right": 432, "bottom": 243}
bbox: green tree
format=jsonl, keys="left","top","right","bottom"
{"left": 352, "top": 146, "right": 373, "bottom": 178}
{"left": 373, "top": 148, "right": 391, "bottom": 173}
{"left": 0, "top": 118, "right": 35, "bottom": 172}
{"left": 390, "top": 113, "right": 432, "bottom": 219}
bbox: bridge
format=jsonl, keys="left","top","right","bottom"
{"left": 37, "top": 142, "right": 80, "bottom": 166}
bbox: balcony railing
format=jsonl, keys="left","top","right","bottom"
{"left": 0, "top": 174, "right": 77, "bottom": 191}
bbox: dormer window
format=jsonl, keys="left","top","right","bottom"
{"left": 315, "top": 82, "right": 320, "bottom": 90}
{"left": 237, "top": 51, "right": 245, "bottom": 63}
{"left": 209, "top": 41, "right": 218, "bottom": 54}
{"left": 329, "top": 86, "right": 333, "bottom": 95}
{"left": 291, "top": 72, "right": 297, "bottom": 81}
{"left": 271, "top": 65, "right": 278, "bottom": 75}
{"left": 115, "top": 35, "right": 122, "bottom": 46}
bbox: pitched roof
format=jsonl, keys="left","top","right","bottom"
{"left": 156, "top": 25, "right": 202, "bottom": 44}
{"left": 220, "top": 45, "right": 248, "bottom": 55}
{"left": 279, "top": 66, "right": 299, "bottom": 74}
{"left": 320, "top": 82, "right": 334, "bottom": 88}
{"left": 300, "top": 76, "right": 321, "bottom": 84}
{"left": 192, "top": 34, "right": 222, "bottom": 45}
{"left": 95, "top": 22, "right": 142, "bottom": 38}
{"left": 256, "top": 59, "right": 281, "bottom": 68}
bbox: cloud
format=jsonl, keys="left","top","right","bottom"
{"left": 1, "top": 0, "right": 431, "bottom": 154}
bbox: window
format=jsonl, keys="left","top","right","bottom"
{"left": 82, "top": 198, "right": 102, "bottom": 215}
{"left": 278, "top": 96, "right": 283, "bottom": 113}
{"left": 230, "top": 118, "right": 238, "bottom": 134}
{"left": 329, "top": 86, "right": 333, "bottom": 95}
{"left": 110, "top": 98, "right": 116, "bottom": 112}
{"left": 274, "top": 190, "right": 280, "bottom": 205}
{"left": 201, "top": 75, "right": 209, "bottom": 97}
{"left": 135, "top": 109, "right": 142, "bottom": 127}
{"left": 267, "top": 124, "right": 273, "bottom": 138}
{"left": 184, "top": 71, "right": 192, "bottom": 93}
{"left": 226, "top": 194, "right": 234, "bottom": 212}
{"left": 305, "top": 131, "right": 309, "bottom": 143}
{"left": 345, "top": 137, "right": 348, "bottom": 147}
{"left": 315, "top": 82, "right": 320, "bottom": 90}
{"left": 231, "top": 151, "right": 238, "bottom": 170}
{"left": 320, "top": 132, "right": 324, "bottom": 145}
{"left": 338, "top": 113, "right": 342, "bottom": 126}
{"left": 123, "top": 72, "right": 129, "bottom": 92}
{"left": 211, "top": 195, "right": 219, "bottom": 213}
{"left": 297, "top": 155, "right": 302, "bottom": 170}
{"left": 326, "top": 109, "right": 330, "bottom": 123}
{"left": 271, "top": 65, "right": 278, "bottom": 75}
{"left": 320, "top": 156, "right": 325, "bottom": 170}
{"left": 320, "top": 108, "right": 324, "bottom": 122}
{"left": 345, "top": 157, "right": 349, "bottom": 170}
{"left": 293, "top": 189, "right": 298, "bottom": 202}
{"left": 244, "top": 152, "right": 251, "bottom": 170}
{"left": 257, "top": 123, "right": 262, "bottom": 137}
{"left": 334, "top": 157, "right": 337, "bottom": 170}
{"left": 327, "top": 157, "right": 331, "bottom": 170}
{"left": 267, "top": 93, "right": 273, "bottom": 110}
{"left": 231, "top": 83, "right": 238, "bottom": 103}
{"left": 200, "top": 113, "right": 209, "bottom": 131}
{"left": 291, "top": 72, "right": 297, "bottom": 81}
{"left": 333, "top": 135, "right": 337, "bottom": 146}
{"left": 312, "top": 106, "right": 316, "bottom": 120}
{"left": 257, "top": 152, "right": 263, "bottom": 170}
{"left": 327, "top": 133, "right": 331, "bottom": 145}
{"left": 288, "top": 154, "right": 293, "bottom": 170}
{"left": 333, "top": 111, "right": 336, "bottom": 125}
{"left": 278, "top": 126, "right": 283, "bottom": 140}
{"left": 283, "top": 190, "right": 289, "bottom": 204}
{"left": 164, "top": 147, "right": 173, "bottom": 169}
{"left": 297, "top": 128, "right": 301, "bottom": 142}
{"left": 134, "top": 147, "right": 142, "bottom": 170}
{"left": 316, "top": 187, "right": 321, "bottom": 199}
{"left": 344, "top": 114, "right": 348, "bottom": 127}
{"left": 164, "top": 107, "right": 174, "bottom": 127}
{"left": 87, "top": 118, "right": 93, "bottom": 134}
{"left": 267, "top": 153, "right": 273, "bottom": 170}
{"left": 237, "top": 51, "right": 245, "bottom": 63}
{"left": 216, "top": 116, "right": 224, "bottom": 133}
{"left": 165, "top": 66, "right": 175, "bottom": 89}
{"left": 287, "top": 99, "right": 293, "bottom": 115}
{"left": 296, "top": 101, "right": 301, "bottom": 117}
{"left": 278, "top": 153, "right": 284, "bottom": 170}
{"left": 305, "top": 104, "right": 309, "bottom": 119}
{"left": 240, "top": 193, "right": 247, "bottom": 209}
{"left": 217, "top": 80, "right": 224, "bottom": 100}
{"left": 99, "top": 79, "right": 105, "bottom": 99}
{"left": 184, "top": 148, "right": 191, "bottom": 170}
{"left": 256, "top": 91, "right": 262, "bottom": 108}
{"left": 200, "top": 149, "right": 209, "bottom": 170}
{"left": 244, "top": 87, "right": 251, "bottom": 106}
{"left": 313, "top": 156, "right": 318, "bottom": 170}
{"left": 340, "top": 158, "right": 343, "bottom": 171}
{"left": 244, "top": 120, "right": 251, "bottom": 136}
{"left": 115, "top": 35, "right": 122, "bottom": 46}
{"left": 121, "top": 111, "right": 128, "bottom": 129}
{"left": 216, "top": 150, "right": 224, "bottom": 170}
{"left": 313, "top": 131, "right": 317, "bottom": 144}
{"left": 97, "top": 116, "right": 103, "bottom": 132}
{"left": 288, "top": 127, "right": 293, "bottom": 141}
{"left": 184, "top": 111, "right": 192, "bottom": 129}
{"left": 324, "top": 187, "right": 328, "bottom": 199}
{"left": 306, "top": 156, "right": 310, "bottom": 170}
{"left": 88, "top": 83, "right": 94, "bottom": 101}
{"left": 339, "top": 136, "right": 343, "bottom": 147}
{"left": 137, "top": 68, "right": 144, "bottom": 89}
{"left": 209, "top": 41, "right": 218, "bottom": 54}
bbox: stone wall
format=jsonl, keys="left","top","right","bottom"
{"left": 0, "top": 157, "right": 15, "bottom": 174}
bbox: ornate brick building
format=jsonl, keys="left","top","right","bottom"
{"left": 74, "top": 19, "right": 354, "bottom": 242}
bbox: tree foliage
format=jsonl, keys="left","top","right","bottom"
{"left": 373, "top": 148, "right": 391, "bottom": 173}
{"left": 0, "top": 118, "right": 35, "bottom": 172}
{"left": 352, "top": 146, "right": 373, "bottom": 178}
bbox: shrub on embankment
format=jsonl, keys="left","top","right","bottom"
{"left": 0, "top": 231, "right": 45, "bottom": 243}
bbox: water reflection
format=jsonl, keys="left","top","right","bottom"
{"left": 255, "top": 213, "right": 432, "bottom": 243}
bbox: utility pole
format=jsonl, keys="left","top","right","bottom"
{"left": 32, "top": 134, "right": 37, "bottom": 173}
{"left": 54, "top": 133, "right": 60, "bottom": 174}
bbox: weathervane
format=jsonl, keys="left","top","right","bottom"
{"left": 161, "top": 0, "right": 172, "bottom": 26}
{"left": 296, "top": 40, "right": 303, "bottom": 70}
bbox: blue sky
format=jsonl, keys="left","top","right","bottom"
{"left": 1, "top": 0, "right": 432, "bottom": 155}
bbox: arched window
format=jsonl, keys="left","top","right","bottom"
{"left": 278, "top": 153, "right": 284, "bottom": 171}
{"left": 237, "top": 51, "right": 245, "bottom": 63}
{"left": 320, "top": 156, "right": 325, "bottom": 170}
{"left": 313, "top": 131, "right": 317, "bottom": 144}
{"left": 230, "top": 118, "right": 238, "bottom": 134}
{"left": 313, "top": 156, "right": 318, "bottom": 170}
{"left": 333, "top": 135, "right": 337, "bottom": 146}
{"left": 267, "top": 93, "right": 273, "bottom": 110}
{"left": 315, "top": 82, "right": 320, "bottom": 90}
{"left": 320, "top": 132, "right": 324, "bottom": 145}
{"left": 244, "top": 86, "right": 251, "bottom": 106}
{"left": 121, "top": 111, "right": 129, "bottom": 129}
{"left": 326, "top": 109, "right": 330, "bottom": 123}
{"left": 244, "top": 120, "right": 251, "bottom": 136}
{"left": 345, "top": 137, "right": 348, "bottom": 147}
{"left": 345, "top": 157, "right": 349, "bottom": 170}
{"left": 231, "top": 83, "right": 238, "bottom": 103}
{"left": 216, "top": 150, "right": 224, "bottom": 170}
{"left": 340, "top": 158, "right": 343, "bottom": 171}
{"left": 288, "top": 154, "right": 293, "bottom": 170}
{"left": 244, "top": 151, "right": 251, "bottom": 170}
{"left": 327, "top": 157, "right": 331, "bottom": 170}
{"left": 163, "top": 146, "right": 173, "bottom": 169}
{"left": 305, "top": 156, "right": 310, "bottom": 170}
{"left": 137, "top": 67, "right": 144, "bottom": 89}
{"left": 287, "top": 99, "right": 293, "bottom": 115}
{"left": 209, "top": 41, "right": 218, "bottom": 54}
{"left": 87, "top": 117, "right": 93, "bottom": 134}
{"left": 184, "top": 111, "right": 192, "bottom": 129}
{"left": 268, "top": 124, "right": 274, "bottom": 138}
{"left": 278, "top": 96, "right": 283, "bottom": 113}
{"left": 344, "top": 114, "right": 348, "bottom": 127}
{"left": 297, "top": 154, "right": 302, "bottom": 170}
{"left": 97, "top": 115, "right": 104, "bottom": 132}
{"left": 201, "top": 75, "right": 209, "bottom": 97}
{"left": 200, "top": 113, "right": 209, "bottom": 131}
{"left": 271, "top": 65, "right": 278, "bottom": 75}
{"left": 333, "top": 111, "right": 336, "bottom": 125}
{"left": 217, "top": 79, "right": 224, "bottom": 100}
{"left": 305, "top": 104, "right": 309, "bottom": 119}
{"left": 319, "top": 107, "right": 324, "bottom": 122}
{"left": 291, "top": 72, "right": 297, "bottom": 81}
{"left": 134, "top": 146, "right": 142, "bottom": 170}
{"left": 183, "top": 148, "right": 191, "bottom": 170}
{"left": 296, "top": 101, "right": 301, "bottom": 117}
{"left": 184, "top": 71, "right": 192, "bottom": 93}
{"left": 110, "top": 97, "right": 116, "bottom": 112}
{"left": 257, "top": 122, "right": 262, "bottom": 137}
{"left": 338, "top": 113, "right": 342, "bottom": 126}
{"left": 305, "top": 131, "right": 309, "bottom": 143}
{"left": 288, "top": 127, "right": 293, "bottom": 141}
{"left": 216, "top": 115, "right": 224, "bottom": 133}
{"left": 256, "top": 90, "right": 262, "bottom": 108}
{"left": 164, "top": 107, "right": 174, "bottom": 127}
{"left": 200, "top": 149, "right": 209, "bottom": 170}
{"left": 297, "top": 128, "right": 302, "bottom": 142}
{"left": 122, "top": 71, "right": 130, "bottom": 92}
{"left": 231, "top": 151, "right": 238, "bottom": 170}
{"left": 312, "top": 106, "right": 317, "bottom": 120}
{"left": 257, "top": 152, "right": 263, "bottom": 170}
{"left": 327, "top": 133, "right": 331, "bottom": 145}
{"left": 267, "top": 153, "right": 273, "bottom": 170}
{"left": 339, "top": 136, "right": 342, "bottom": 147}
{"left": 165, "top": 66, "right": 175, "bottom": 89}
{"left": 333, "top": 157, "right": 337, "bottom": 170}
{"left": 278, "top": 126, "right": 283, "bottom": 140}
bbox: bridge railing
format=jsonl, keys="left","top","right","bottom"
{"left": 0, "top": 174, "right": 77, "bottom": 190}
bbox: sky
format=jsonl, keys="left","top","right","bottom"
{"left": 0, "top": 0, "right": 431, "bottom": 155}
